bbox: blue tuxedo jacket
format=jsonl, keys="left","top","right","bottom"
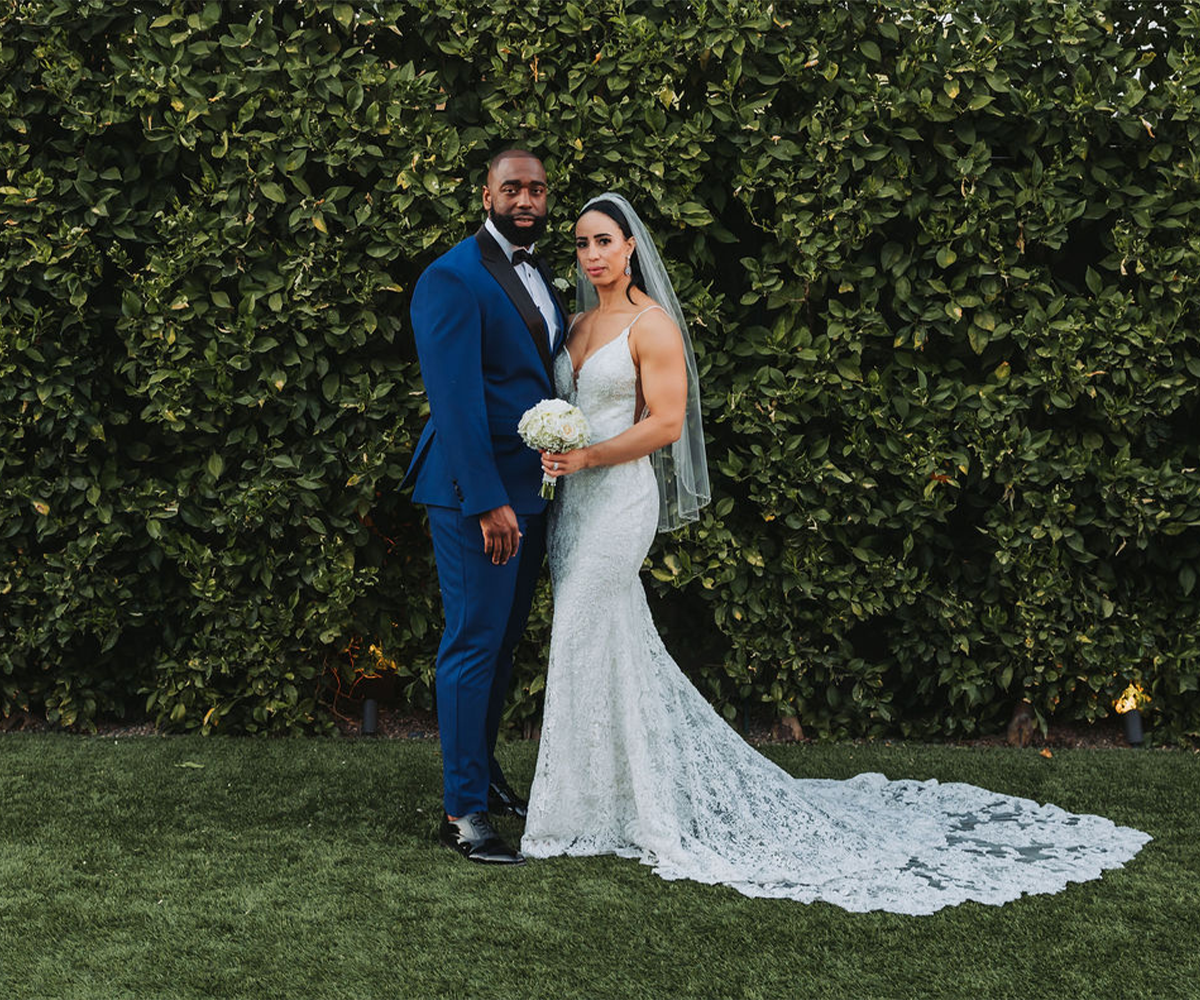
{"left": 403, "top": 226, "right": 568, "bottom": 516}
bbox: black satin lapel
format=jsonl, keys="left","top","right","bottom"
{"left": 475, "top": 226, "right": 554, "bottom": 384}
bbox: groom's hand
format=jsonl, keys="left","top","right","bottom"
{"left": 479, "top": 504, "right": 521, "bottom": 565}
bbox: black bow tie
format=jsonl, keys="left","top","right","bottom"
{"left": 511, "top": 248, "right": 539, "bottom": 268}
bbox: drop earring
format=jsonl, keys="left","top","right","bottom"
{"left": 624, "top": 258, "right": 631, "bottom": 276}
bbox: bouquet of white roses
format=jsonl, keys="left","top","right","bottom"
{"left": 518, "top": 398, "right": 591, "bottom": 500}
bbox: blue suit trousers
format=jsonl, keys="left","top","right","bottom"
{"left": 426, "top": 505, "right": 546, "bottom": 817}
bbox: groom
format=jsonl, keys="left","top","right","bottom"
{"left": 403, "top": 149, "right": 567, "bottom": 865}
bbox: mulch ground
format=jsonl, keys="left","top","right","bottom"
{"left": 349, "top": 707, "right": 1140, "bottom": 749}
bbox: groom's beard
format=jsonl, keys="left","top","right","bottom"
{"left": 489, "top": 206, "right": 547, "bottom": 247}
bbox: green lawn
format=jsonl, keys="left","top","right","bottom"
{"left": 0, "top": 735, "right": 1195, "bottom": 1000}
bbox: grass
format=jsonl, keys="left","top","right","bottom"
{"left": 0, "top": 735, "right": 1196, "bottom": 1000}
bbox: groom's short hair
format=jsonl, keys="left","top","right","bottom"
{"left": 487, "top": 147, "right": 542, "bottom": 179}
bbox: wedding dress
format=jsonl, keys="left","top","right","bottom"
{"left": 520, "top": 307, "right": 1150, "bottom": 915}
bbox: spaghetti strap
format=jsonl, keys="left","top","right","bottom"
{"left": 567, "top": 313, "right": 583, "bottom": 334}
{"left": 626, "top": 304, "right": 664, "bottom": 331}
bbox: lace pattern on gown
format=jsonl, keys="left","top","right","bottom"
{"left": 521, "top": 315, "right": 1150, "bottom": 914}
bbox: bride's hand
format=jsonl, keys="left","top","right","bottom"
{"left": 542, "top": 448, "right": 590, "bottom": 478}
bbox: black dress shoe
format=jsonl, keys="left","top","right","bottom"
{"left": 488, "top": 779, "right": 529, "bottom": 820}
{"left": 439, "top": 812, "right": 525, "bottom": 865}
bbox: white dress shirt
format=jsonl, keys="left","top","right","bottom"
{"left": 484, "top": 216, "right": 559, "bottom": 349}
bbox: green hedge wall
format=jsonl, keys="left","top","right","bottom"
{"left": 2, "top": 0, "right": 1198, "bottom": 741}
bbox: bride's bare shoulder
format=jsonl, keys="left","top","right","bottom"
{"left": 629, "top": 301, "right": 682, "bottom": 363}
{"left": 633, "top": 300, "right": 678, "bottom": 336}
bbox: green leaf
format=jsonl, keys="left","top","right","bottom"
{"left": 679, "top": 202, "right": 713, "bottom": 225}
{"left": 259, "top": 182, "right": 287, "bottom": 204}
{"left": 834, "top": 360, "right": 862, "bottom": 382}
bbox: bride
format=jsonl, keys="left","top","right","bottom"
{"left": 520, "top": 192, "right": 1149, "bottom": 914}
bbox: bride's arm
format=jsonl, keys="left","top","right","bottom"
{"left": 543, "top": 310, "right": 686, "bottom": 477}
